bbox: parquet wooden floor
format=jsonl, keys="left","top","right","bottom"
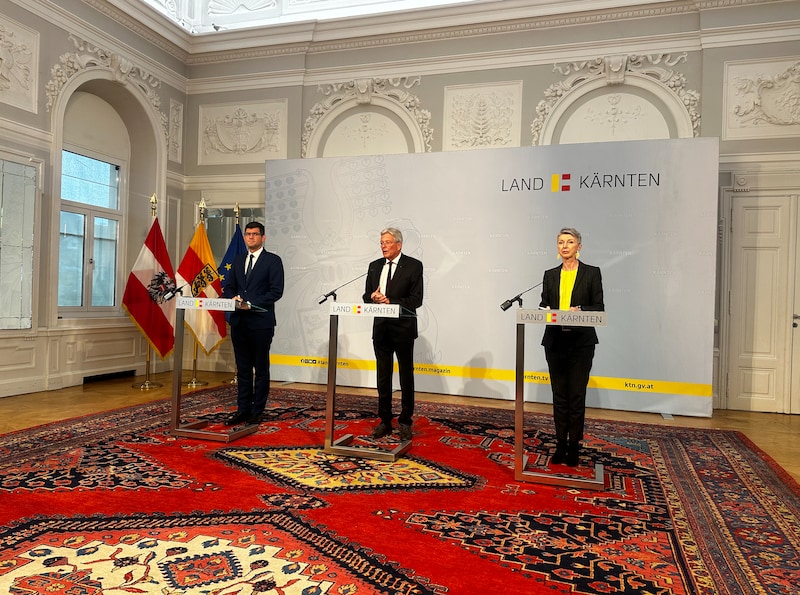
{"left": 1, "top": 371, "right": 798, "bottom": 483}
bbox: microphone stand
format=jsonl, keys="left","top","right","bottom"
{"left": 318, "top": 272, "right": 367, "bottom": 304}
{"left": 500, "top": 282, "right": 542, "bottom": 311}
{"left": 163, "top": 284, "right": 187, "bottom": 301}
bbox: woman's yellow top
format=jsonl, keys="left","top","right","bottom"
{"left": 559, "top": 267, "right": 577, "bottom": 310}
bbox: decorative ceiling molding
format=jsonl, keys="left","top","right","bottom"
{"left": 179, "top": 19, "right": 800, "bottom": 69}
{"left": 81, "top": 0, "right": 793, "bottom": 64}
{"left": 302, "top": 5, "right": 693, "bottom": 53}
{"left": 182, "top": 4, "right": 702, "bottom": 63}
{"left": 181, "top": 31, "right": 705, "bottom": 95}
{"left": 81, "top": 0, "right": 189, "bottom": 60}
{"left": 184, "top": 43, "right": 312, "bottom": 66}
{"left": 692, "top": 0, "right": 788, "bottom": 7}
{"left": 187, "top": 20, "right": 799, "bottom": 66}
{"left": 307, "top": 33, "right": 705, "bottom": 83}
{"left": 45, "top": 35, "right": 168, "bottom": 136}
{"left": 4, "top": 0, "right": 790, "bottom": 94}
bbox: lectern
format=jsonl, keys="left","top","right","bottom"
{"left": 169, "top": 297, "right": 257, "bottom": 442}
{"left": 514, "top": 308, "right": 607, "bottom": 490}
{"left": 323, "top": 302, "right": 412, "bottom": 462}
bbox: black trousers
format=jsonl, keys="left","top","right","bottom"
{"left": 231, "top": 326, "right": 275, "bottom": 417}
{"left": 373, "top": 335, "right": 415, "bottom": 426}
{"left": 544, "top": 342, "right": 595, "bottom": 443}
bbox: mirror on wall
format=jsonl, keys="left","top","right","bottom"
{"left": 0, "top": 159, "right": 36, "bottom": 330}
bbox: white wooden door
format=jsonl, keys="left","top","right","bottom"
{"left": 727, "top": 194, "right": 794, "bottom": 412}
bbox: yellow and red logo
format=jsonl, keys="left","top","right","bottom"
{"left": 551, "top": 173, "right": 571, "bottom": 192}
{"left": 546, "top": 312, "right": 558, "bottom": 323}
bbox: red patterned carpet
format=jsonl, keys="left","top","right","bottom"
{"left": 1, "top": 387, "right": 799, "bottom": 594}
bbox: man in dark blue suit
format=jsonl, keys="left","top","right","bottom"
{"left": 363, "top": 227, "right": 424, "bottom": 441}
{"left": 221, "top": 221, "right": 284, "bottom": 426}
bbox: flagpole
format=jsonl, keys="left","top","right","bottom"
{"left": 133, "top": 194, "right": 165, "bottom": 390}
{"left": 183, "top": 340, "right": 209, "bottom": 388}
{"left": 183, "top": 197, "right": 209, "bottom": 388}
{"left": 134, "top": 343, "right": 163, "bottom": 390}
{"left": 224, "top": 202, "right": 240, "bottom": 386}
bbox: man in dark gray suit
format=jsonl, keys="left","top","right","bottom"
{"left": 363, "top": 227, "right": 424, "bottom": 441}
{"left": 222, "top": 221, "right": 284, "bottom": 426}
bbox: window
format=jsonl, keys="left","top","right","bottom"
{"left": 58, "top": 151, "right": 122, "bottom": 312}
{"left": 205, "top": 206, "right": 265, "bottom": 264}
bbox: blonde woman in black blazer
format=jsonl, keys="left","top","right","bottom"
{"left": 539, "top": 227, "right": 604, "bottom": 466}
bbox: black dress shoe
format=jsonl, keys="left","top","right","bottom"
{"left": 551, "top": 440, "right": 568, "bottom": 465}
{"left": 399, "top": 424, "right": 412, "bottom": 441}
{"left": 247, "top": 413, "right": 263, "bottom": 425}
{"left": 566, "top": 442, "right": 581, "bottom": 467}
{"left": 225, "top": 412, "right": 249, "bottom": 426}
{"left": 371, "top": 422, "right": 392, "bottom": 439}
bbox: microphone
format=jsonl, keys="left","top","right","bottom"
{"left": 163, "top": 284, "right": 187, "bottom": 301}
{"left": 500, "top": 282, "right": 542, "bottom": 311}
{"left": 318, "top": 272, "right": 367, "bottom": 304}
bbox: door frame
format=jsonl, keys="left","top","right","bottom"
{"left": 719, "top": 167, "right": 800, "bottom": 414}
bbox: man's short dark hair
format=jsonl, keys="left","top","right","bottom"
{"left": 245, "top": 221, "right": 265, "bottom": 235}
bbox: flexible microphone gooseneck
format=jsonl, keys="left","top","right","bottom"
{"left": 318, "top": 272, "right": 368, "bottom": 304}
{"left": 500, "top": 282, "right": 542, "bottom": 311}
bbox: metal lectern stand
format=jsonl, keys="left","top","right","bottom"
{"left": 514, "top": 308, "right": 607, "bottom": 490}
{"left": 323, "top": 302, "right": 412, "bottom": 462}
{"left": 170, "top": 297, "right": 257, "bottom": 442}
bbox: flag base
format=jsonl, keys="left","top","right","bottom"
{"left": 133, "top": 380, "right": 163, "bottom": 390}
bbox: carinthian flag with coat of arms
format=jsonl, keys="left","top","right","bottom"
{"left": 176, "top": 221, "right": 227, "bottom": 354}
{"left": 121, "top": 218, "right": 177, "bottom": 358}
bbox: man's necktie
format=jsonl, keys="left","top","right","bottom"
{"left": 246, "top": 254, "right": 254, "bottom": 280}
{"left": 385, "top": 260, "right": 393, "bottom": 293}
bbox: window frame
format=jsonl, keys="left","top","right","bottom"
{"left": 57, "top": 147, "right": 128, "bottom": 318}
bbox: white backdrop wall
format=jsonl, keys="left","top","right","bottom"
{"left": 265, "top": 138, "right": 719, "bottom": 417}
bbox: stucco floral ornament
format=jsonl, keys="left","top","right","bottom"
{"left": 531, "top": 53, "right": 700, "bottom": 145}
{"left": 302, "top": 77, "right": 433, "bottom": 157}
{"left": 732, "top": 60, "right": 800, "bottom": 127}
{"left": 0, "top": 25, "right": 33, "bottom": 92}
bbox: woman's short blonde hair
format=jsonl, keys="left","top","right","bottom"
{"left": 558, "top": 227, "right": 581, "bottom": 243}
